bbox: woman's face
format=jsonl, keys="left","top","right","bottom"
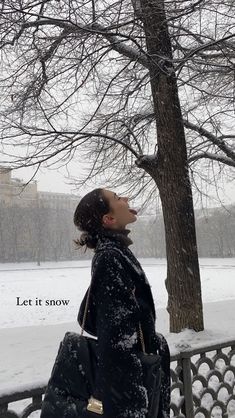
{"left": 102, "top": 189, "right": 137, "bottom": 229}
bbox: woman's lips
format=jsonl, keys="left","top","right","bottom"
{"left": 129, "top": 208, "right": 138, "bottom": 215}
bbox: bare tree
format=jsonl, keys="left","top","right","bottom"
{"left": 0, "top": 0, "right": 234, "bottom": 331}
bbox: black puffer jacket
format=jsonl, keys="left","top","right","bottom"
{"left": 78, "top": 229, "right": 170, "bottom": 418}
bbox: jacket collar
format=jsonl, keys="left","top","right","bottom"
{"left": 97, "top": 228, "right": 133, "bottom": 248}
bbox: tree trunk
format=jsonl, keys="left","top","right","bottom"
{"left": 139, "top": 0, "right": 204, "bottom": 332}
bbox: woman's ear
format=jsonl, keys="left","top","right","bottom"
{"left": 102, "top": 213, "right": 116, "bottom": 227}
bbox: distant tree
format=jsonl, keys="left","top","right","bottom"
{"left": 207, "top": 207, "right": 235, "bottom": 257}
{"left": 189, "top": 206, "right": 235, "bottom": 257}
{"left": 1, "top": 0, "right": 235, "bottom": 331}
{"left": 0, "top": 203, "right": 7, "bottom": 262}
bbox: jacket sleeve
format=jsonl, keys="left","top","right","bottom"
{"left": 93, "top": 250, "right": 148, "bottom": 418}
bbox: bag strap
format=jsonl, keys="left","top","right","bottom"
{"left": 132, "top": 288, "right": 146, "bottom": 354}
{"left": 81, "top": 283, "right": 92, "bottom": 336}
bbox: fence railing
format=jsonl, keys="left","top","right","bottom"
{"left": 170, "top": 338, "right": 235, "bottom": 417}
{"left": 1, "top": 338, "right": 235, "bottom": 418}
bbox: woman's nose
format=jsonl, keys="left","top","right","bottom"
{"left": 123, "top": 196, "right": 128, "bottom": 202}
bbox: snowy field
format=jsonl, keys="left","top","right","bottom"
{"left": 1, "top": 257, "right": 235, "bottom": 329}
{"left": 0, "top": 257, "right": 235, "bottom": 417}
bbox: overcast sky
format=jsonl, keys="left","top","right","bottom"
{"left": 12, "top": 162, "right": 235, "bottom": 211}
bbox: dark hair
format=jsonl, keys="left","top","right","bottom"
{"left": 73, "top": 188, "right": 110, "bottom": 249}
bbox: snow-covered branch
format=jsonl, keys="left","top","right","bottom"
{"left": 1, "top": 16, "right": 149, "bottom": 68}
{"left": 184, "top": 120, "right": 235, "bottom": 162}
{"left": 188, "top": 152, "right": 235, "bottom": 168}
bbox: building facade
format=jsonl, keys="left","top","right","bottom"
{"left": 0, "top": 167, "right": 81, "bottom": 262}
{"left": 0, "top": 167, "right": 79, "bottom": 209}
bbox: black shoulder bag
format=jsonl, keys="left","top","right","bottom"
{"left": 40, "top": 280, "right": 162, "bottom": 418}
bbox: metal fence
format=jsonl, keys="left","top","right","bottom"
{"left": 1, "top": 338, "right": 235, "bottom": 418}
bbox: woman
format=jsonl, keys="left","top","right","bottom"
{"left": 74, "top": 188, "right": 170, "bottom": 418}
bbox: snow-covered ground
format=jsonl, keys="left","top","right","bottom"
{"left": 1, "top": 257, "right": 235, "bottom": 329}
{"left": 0, "top": 258, "right": 235, "bottom": 416}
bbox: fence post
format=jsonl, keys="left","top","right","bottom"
{"left": 181, "top": 356, "right": 194, "bottom": 418}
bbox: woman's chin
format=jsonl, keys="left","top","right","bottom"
{"left": 129, "top": 214, "right": 137, "bottom": 223}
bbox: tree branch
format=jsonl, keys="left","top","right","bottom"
{"left": 175, "top": 34, "right": 235, "bottom": 71}
{"left": 183, "top": 119, "right": 235, "bottom": 162}
{"left": 1, "top": 16, "right": 150, "bottom": 68}
{"left": 189, "top": 152, "right": 235, "bottom": 168}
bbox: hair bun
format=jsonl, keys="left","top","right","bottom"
{"left": 79, "top": 232, "right": 91, "bottom": 246}
{"left": 78, "top": 231, "right": 98, "bottom": 249}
